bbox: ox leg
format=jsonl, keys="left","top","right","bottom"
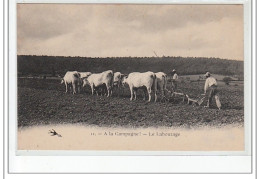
{"left": 72, "top": 83, "right": 76, "bottom": 95}
{"left": 100, "top": 87, "right": 103, "bottom": 96}
{"left": 108, "top": 87, "right": 111, "bottom": 97}
{"left": 162, "top": 85, "right": 165, "bottom": 96}
{"left": 105, "top": 84, "right": 110, "bottom": 97}
{"left": 147, "top": 87, "right": 152, "bottom": 102}
{"left": 117, "top": 85, "right": 120, "bottom": 97}
{"left": 104, "top": 86, "right": 108, "bottom": 96}
{"left": 142, "top": 89, "right": 146, "bottom": 101}
{"left": 110, "top": 86, "right": 113, "bottom": 96}
{"left": 78, "top": 84, "right": 81, "bottom": 94}
{"left": 75, "top": 83, "right": 79, "bottom": 94}
{"left": 70, "top": 84, "right": 73, "bottom": 93}
{"left": 100, "top": 87, "right": 104, "bottom": 96}
{"left": 154, "top": 90, "right": 157, "bottom": 102}
{"left": 65, "top": 83, "right": 68, "bottom": 93}
{"left": 102, "top": 85, "right": 105, "bottom": 96}
{"left": 130, "top": 87, "right": 134, "bottom": 101}
{"left": 96, "top": 86, "right": 101, "bottom": 96}
{"left": 96, "top": 88, "right": 99, "bottom": 96}
{"left": 68, "top": 84, "right": 71, "bottom": 93}
{"left": 69, "top": 84, "right": 72, "bottom": 93}
{"left": 161, "top": 88, "right": 165, "bottom": 98}
{"left": 116, "top": 85, "right": 119, "bottom": 97}
{"left": 91, "top": 84, "right": 94, "bottom": 95}
{"left": 133, "top": 89, "right": 137, "bottom": 101}
{"left": 110, "top": 85, "right": 113, "bottom": 97}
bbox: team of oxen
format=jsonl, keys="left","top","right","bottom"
{"left": 61, "top": 70, "right": 168, "bottom": 102}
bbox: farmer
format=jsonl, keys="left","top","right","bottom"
{"left": 171, "top": 69, "right": 178, "bottom": 91}
{"left": 204, "top": 72, "right": 221, "bottom": 110}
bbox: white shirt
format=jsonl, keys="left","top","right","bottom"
{"left": 204, "top": 77, "right": 217, "bottom": 93}
{"left": 172, "top": 73, "right": 178, "bottom": 80}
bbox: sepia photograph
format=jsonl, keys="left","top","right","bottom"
{"left": 17, "top": 3, "right": 245, "bottom": 151}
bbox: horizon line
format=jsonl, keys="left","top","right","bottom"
{"left": 17, "top": 54, "right": 243, "bottom": 62}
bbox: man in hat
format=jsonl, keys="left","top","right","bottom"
{"left": 204, "top": 72, "right": 221, "bottom": 109}
{"left": 171, "top": 69, "right": 178, "bottom": 91}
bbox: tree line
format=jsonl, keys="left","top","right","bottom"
{"left": 17, "top": 55, "right": 243, "bottom": 78}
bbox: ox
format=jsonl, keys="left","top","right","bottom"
{"left": 122, "top": 71, "right": 157, "bottom": 102}
{"left": 61, "top": 71, "right": 81, "bottom": 94}
{"left": 79, "top": 72, "right": 92, "bottom": 92}
{"left": 112, "top": 72, "right": 124, "bottom": 96}
{"left": 83, "top": 70, "right": 114, "bottom": 97}
{"left": 155, "top": 72, "right": 168, "bottom": 97}
{"left": 79, "top": 72, "right": 92, "bottom": 79}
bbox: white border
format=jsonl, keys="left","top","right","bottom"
{"left": 16, "top": 0, "right": 246, "bottom": 4}
{"left": 7, "top": 0, "right": 255, "bottom": 174}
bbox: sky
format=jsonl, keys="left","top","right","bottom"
{"left": 17, "top": 4, "right": 244, "bottom": 61}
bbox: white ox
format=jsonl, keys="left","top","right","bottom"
{"left": 79, "top": 72, "right": 92, "bottom": 79}
{"left": 79, "top": 72, "right": 92, "bottom": 91}
{"left": 155, "top": 72, "right": 168, "bottom": 97}
{"left": 83, "top": 70, "right": 114, "bottom": 97}
{"left": 61, "top": 71, "right": 81, "bottom": 94}
{"left": 112, "top": 72, "right": 123, "bottom": 96}
{"left": 113, "top": 72, "right": 123, "bottom": 87}
{"left": 122, "top": 71, "right": 157, "bottom": 102}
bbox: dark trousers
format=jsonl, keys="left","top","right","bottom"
{"left": 207, "top": 85, "right": 221, "bottom": 109}
{"left": 171, "top": 81, "right": 177, "bottom": 91}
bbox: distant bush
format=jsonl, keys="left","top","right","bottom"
{"left": 223, "top": 77, "right": 232, "bottom": 85}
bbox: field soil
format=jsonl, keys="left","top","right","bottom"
{"left": 18, "top": 78, "right": 244, "bottom": 128}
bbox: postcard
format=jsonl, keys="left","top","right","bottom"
{"left": 7, "top": 0, "right": 254, "bottom": 174}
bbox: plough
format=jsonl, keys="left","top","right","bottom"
{"left": 159, "top": 89, "right": 186, "bottom": 103}
{"left": 186, "top": 94, "right": 206, "bottom": 106}
{"left": 159, "top": 88, "right": 206, "bottom": 106}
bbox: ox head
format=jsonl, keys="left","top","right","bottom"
{"left": 82, "top": 78, "right": 89, "bottom": 87}
{"left": 81, "top": 73, "right": 92, "bottom": 87}
{"left": 60, "top": 78, "right": 64, "bottom": 84}
{"left": 122, "top": 76, "right": 128, "bottom": 87}
{"left": 85, "top": 72, "right": 92, "bottom": 78}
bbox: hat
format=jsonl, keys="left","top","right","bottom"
{"left": 172, "top": 69, "right": 176, "bottom": 72}
{"left": 204, "top": 72, "right": 211, "bottom": 77}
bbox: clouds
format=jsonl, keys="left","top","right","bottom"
{"left": 17, "top": 4, "right": 243, "bottom": 60}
